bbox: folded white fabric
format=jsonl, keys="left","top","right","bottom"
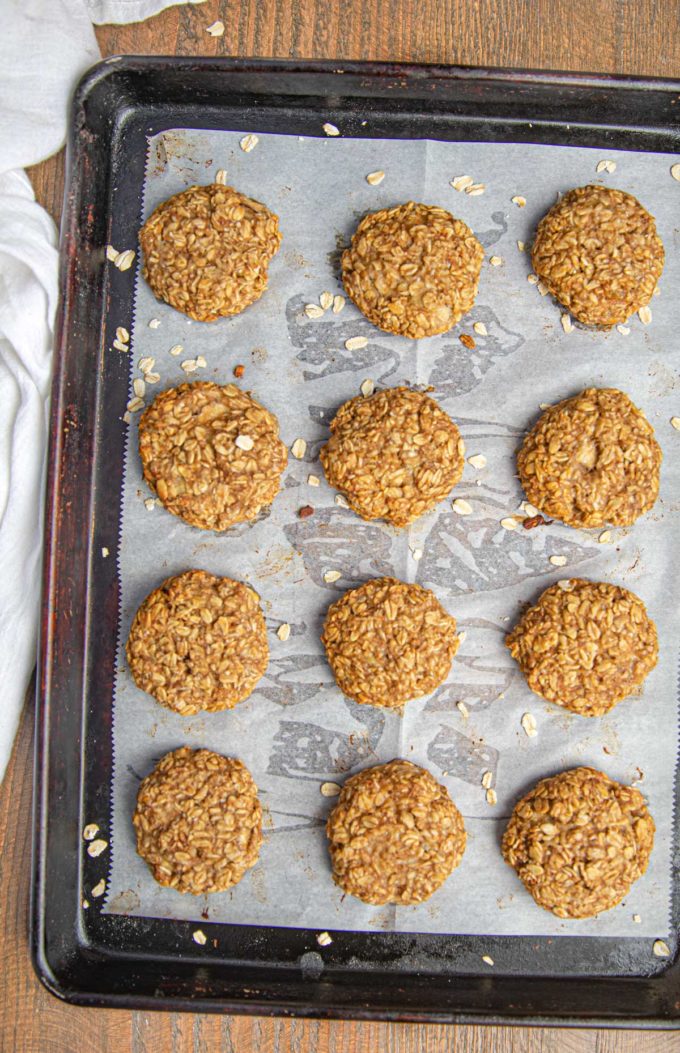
{"left": 0, "top": 0, "right": 204, "bottom": 783}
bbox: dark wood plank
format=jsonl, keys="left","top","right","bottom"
{"left": 7, "top": 1, "right": 680, "bottom": 1049}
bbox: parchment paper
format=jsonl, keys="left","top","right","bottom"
{"left": 103, "top": 129, "right": 680, "bottom": 938}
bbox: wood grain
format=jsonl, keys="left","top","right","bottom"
{"left": 7, "top": 1, "right": 680, "bottom": 1049}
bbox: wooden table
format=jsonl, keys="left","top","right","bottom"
{"left": 3, "top": 1, "right": 680, "bottom": 1049}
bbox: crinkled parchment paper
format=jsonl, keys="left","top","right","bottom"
{"left": 103, "top": 130, "right": 680, "bottom": 939}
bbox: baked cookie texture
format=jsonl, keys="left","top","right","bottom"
{"left": 139, "top": 183, "right": 282, "bottom": 322}
{"left": 126, "top": 570, "right": 269, "bottom": 716}
{"left": 133, "top": 747, "right": 262, "bottom": 894}
{"left": 502, "top": 767, "right": 655, "bottom": 919}
{"left": 506, "top": 579, "right": 658, "bottom": 717}
{"left": 531, "top": 184, "right": 664, "bottom": 328}
{"left": 341, "top": 202, "right": 484, "bottom": 338}
{"left": 320, "top": 386, "right": 464, "bottom": 527}
{"left": 321, "top": 577, "right": 459, "bottom": 709}
{"left": 517, "top": 387, "right": 661, "bottom": 528}
{"left": 139, "top": 382, "right": 287, "bottom": 531}
{"left": 326, "top": 760, "right": 466, "bottom": 905}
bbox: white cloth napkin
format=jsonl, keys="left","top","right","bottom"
{"left": 0, "top": 0, "right": 204, "bottom": 783}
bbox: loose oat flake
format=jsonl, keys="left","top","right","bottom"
{"left": 452, "top": 498, "right": 472, "bottom": 515}
{"left": 323, "top": 122, "right": 340, "bottom": 137}
{"left": 91, "top": 879, "right": 106, "bottom": 898}
{"left": 527, "top": 273, "right": 539, "bottom": 285}
{"left": 511, "top": 195, "right": 526, "bottom": 207}
{"left": 101, "top": 547, "right": 109, "bottom": 558}
{"left": 304, "top": 303, "right": 324, "bottom": 318}
{"left": 319, "top": 291, "right": 334, "bottom": 310}
{"left": 113, "top": 339, "right": 129, "bottom": 353}
{"left": 335, "top": 494, "right": 350, "bottom": 508}
{"left": 481, "top": 770, "right": 493, "bottom": 789}
{"left": 345, "top": 336, "right": 368, "bottom": 351}
{"left": 465, "top": 183, "right": 485, "bottom": 196}
{"left": 133, "top": 378, "right": 146, "bottom": 399}
{"left": 486, "top": 789, "right": 498, "bottom": 806}
{"left": 472, "top": 321, "right": 488, "bottom": 336}
{"left": 366, "top": 170, "right": 385, "bottom": 186}
{"left": 482, "top": 955, "right": 495, "bottom": 966}
{"left": 323, "top": 570, "right": 342, "bottom": 583}
{"left": 181, "top": 359, "right": 198, "bottom": 373}
{"left": 671, "top": 417, "right": 680, "bottom": 431}
{"left": 321, "top": 782, "right": 341, "bottom": 797}
{"left": 549, "top": 555, "right": 567, "bottom": 567}
{"left": 671, "top": 163, "right": 680, "bottom": 182}
{"left": 105, "top": 244, "right": 118, "bottom": 262}
{"left": 561, "top": 313, "right": 574, "bottom": 334}
{"left": 83, "top": 823, "right": 99, "bottom": 841}
{"left": 517, "top": 240, "right": 525, "bottom": 252}
{"left": 145, "top": 372, "right": 160, "bottom": 384}
{"left": 653, "top": 940, "right": 671, "bottom": 958}
{"left": 308, "top": 474, "right": 320, "bottom": 486}
{"left": 196, "top": 355, "right": 207, "bottom": 369}
{"left": 489, "top": 256, "right": 503, "bottom": 266}
{"left": 115, "top": 249, "right": 135, "bottom": 271}
{"left": 633, "top": 914, "right": 642, "bottom": 923}
{"left": 87, "top": 839, "right": 108, "bottom": 857}
{"left": 450, "top": 175, "right": 474, "bottom": 191}
{"left": 410, "top": 547, "right": 423, "bottom": 562}
{"left": 360, "top": 378, "right": 375, "bottom": 397}
{"left": 215, "top": 169, "right": 228, "bottom": 185}
{"left": 276, "top": 623, "right": 291, "bottom": 642}
{"left": 116, "top": 326, "right": 130, "bottom": 343}
{"left": 148, "top": 318, "right": 161, "bottom": 329}
{"left": 468, "top": 453, "right": 487, "bottom": 470}
{"left": 240, "top": 134, "right": 259, "bottom": 153}
{"left": 126, "top": 396, "right": 144, "bottom": 413}
{"left": 291, "top": 438, "right": 307, "bottom": 459}
{"left": 206, "top": 20, "right": 225, "bottom": 35}
{"left": 638, "top": 305, "right": 652, "bottom": 325}
{"left": 599, "top": 529, "right": 612, "bottom": 544}
{"left": 537, "top": 280, "right": 549, "bottom": 296}
{"left": 193, "top": 929, "right": 208, "bottom": 945}
{"left": 617, "top": 324, "right": 630, "bottom": 335}
{"left": 501, "top": 517, "right": 518, "bottom": 530}
{"left": 139, "top": 356, "right": 155, "bottom": 374}
{"left": 596, "top": 159, "right": 617, "bottom": 174}
{"left": 317, "top": 931, "right": 333, "bottom": 946}
{"left": 169, "top": 344, "right": 183, "bottom": 356}
{"left": 332, "top": 294, "right": 345, "bottom": 313}
{"left": 235, "top": 434, "right": 255, "bottom": 451}
{"left": 144, "top": 498, "right": 157, "bottom": 511}
{"left": 521, "top": 712, "right": 538, "bottom": 738}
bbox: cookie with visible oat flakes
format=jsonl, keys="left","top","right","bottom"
{"left": 138, "top": 381, "right": 287, "bottom": 532}
{"left": 326, "top": 760, "right": 466, "bottom": 905}
{"left": 321, "top": 577, "right": 459, "bottom": 709}
{"left": 320, "top": 386, "right": 464, "bottom": 528}
{"left": 341, "top": 202, "right": 484, "bottom": 338}
{"left": 531, "top": 185, "right": 664, "bottom": 328}
{"left": 517, "top": 388, "right": 661, "bottom": 528}
{"left": 506, "top": 579, "right": 658, "bottom": 717}
{"left": 139, "top": 184, "right": 281, "bottom": 322}
{"left": 502, "top": 767, "right": 654, "bottom": 918}
{"left": 126, "top": 570, "right": 269, "bottom": 716}
{"left": 133, "top": 747, "right": 262, "bottom": 895}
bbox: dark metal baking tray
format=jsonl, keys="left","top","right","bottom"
{"left": 32, "top": 56, "right": 680, "bottom": 1025}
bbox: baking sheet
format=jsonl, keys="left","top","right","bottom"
{"left": 103, "top": 130, "right": 680, "bottom": 938}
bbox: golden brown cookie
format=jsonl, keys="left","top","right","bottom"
{"left": 341, "top": 202, "right": 484, "bottom": 338}
{"left": 126, "top": 570, "right": 269, "bottom": 716}
{"left": 506, "top": 579, "right": 658, "bottom": 717}
{"left": 139, "top": 183, "right": 281, "bottom": 322}
{"left": 321, "top": 577, "right": 459, "bottom": 709}
{"left": 517, "top": 388, "right": 661, "bottom": 528}
{"left": 133, "top": 747, "right": 262, "bottom": 894}
{"left": 502, "top": 767, "right": 655, "bottom": 918}
{"left": 319, "top": 386, "right": 464, "bottom": 527}
{"left": 139, "top": 382, "right": 287, "bottom": 531}
{"left": 531, "top": 185, "right": 664, "bottom": 328}
{"left": 326, "top": 760, "right": 466, "bottom": 905}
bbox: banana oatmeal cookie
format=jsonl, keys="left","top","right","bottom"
{"left": 502, "top": 767, "right": 655, "bottom": 918}
{"left": 531, "top": 184, "right": 664, "bottom": 328}
{"left": 133, "top": 747, "right": 262, "bottom": 894}
{"left": 321, "top": 577, "right": 459, "bottom": 709}
{"left": 517, "top": 388, "right": 661, "bottom": 528}
{"left": 319, "top": 386, "right": 464, "bottom": 527}
{"left": 326, "top": 760, "right": 466, "bottom": 905}
{"left": 506, "top": 579, "right": 658, "bottom": 717}
{"left": 139, "top": 381, "right": 287, "bottom": 531}
{"left": 126, "top": 570, "right": 269, "bottom": 715}
{"left": 139, "top": 183, "right": 281, "bottom": 322}
{"left": 341, "top": 202, "right": 484, "bottom": 338}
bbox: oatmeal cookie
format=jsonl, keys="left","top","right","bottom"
{"left": 126, "top": 570, "right": 269, "bottom": 716}
{"left": 502, "top": 767, "right": 655, "bottom": 918}
{"left": 341, "top": 202, "right": 484, "bottom": 338}
{"left": 506, "top": 579, "right": 658, "bottom": 717}
{"left": 133, "top": 747, "right": 262, "bottom": 894}
{"left": 139, "top": 382, "right": 287, "bottom": 531}
{"left": 319, "top": 386, "right": 464, "bottom": 527}
{"left": 139, "top": 183, "right": 281, "bottom": 322}
{"left": 326, "top": 760, "right": 466, "bottom": 905}
{"left": 517, "top": 388, "right": 661, "bottom": 528}
{"left": 531, "top": 185, "right": 664, "bottom": 328}
{"left": 321, "top": 577, "right": 459, "bottom": 708}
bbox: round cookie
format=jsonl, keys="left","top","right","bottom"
{"left": 139, "top": 381, "right": 287, "bottom": 531}
{"left": 506, "top": 579, "right": 658, "bottom": 717}
{"left": 326, "top": 760, "right": 466, "bottom": 905}
{"left": 517, "top": 387, "right": 661, "bottom": 528}
{"left": 139, "top": 183, "right": 281, "bottom": 322}
{"left": 126, "top": 570, "right": 269, "bottom": 716}
{"left": 502, "top": 767, "right": 655, "bottom": 919}
{"left": 341, "top": 202, "right": 484, "bottom": 338}
{"left": 133, "top": 747, "right": 262, "bottom": 894}
{"left": 319, "top": 386, "right": 464, "bottom": 527}
{"left": 531, "top": 184, "right": 664, "bottom": 328}
{"left": 321, "top": 577, "right": 459, "bottom": 709}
